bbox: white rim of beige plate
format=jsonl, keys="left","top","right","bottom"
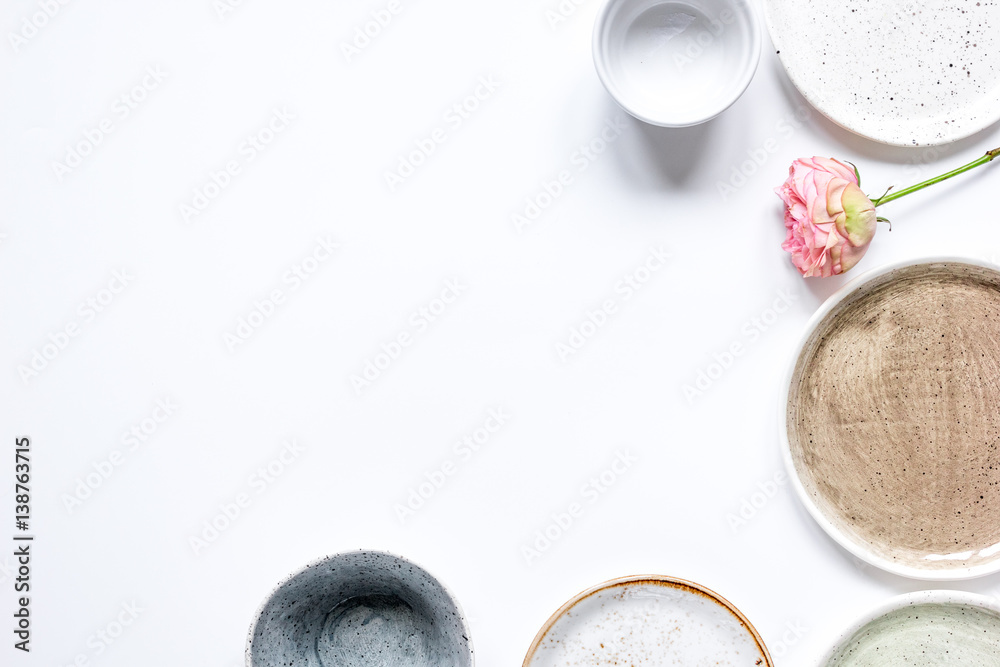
{"left": 817, "top": 590, "right": 1000, "bottom": 666}
{"left": 761, "top": 1, "right": 1000, "bottom": 147}
{"left": 522, "top": 574, "right": 773, "bottom": 667}
{"left": 779, "top": 256, "right": 1000, "bottom": 581}
{"left": 245, "top": 548, "right": 475, "bottom": 667}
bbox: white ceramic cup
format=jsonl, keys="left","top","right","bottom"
{"left": 592, "top": 0, "right": 760, "bottom": 127}
{"left": 817, "top": 590, "right": 1000, "bottom": 666}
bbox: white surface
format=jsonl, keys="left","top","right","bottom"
{"left": 763, "top": 0, "right": 1000, "bottom": 146}
{"left": 3, "top": 1, "right": 1000, "bottom": 667}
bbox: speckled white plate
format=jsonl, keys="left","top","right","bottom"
{"left": 763, "top": 0, "right": 1000, "bottom": 146}
{"left": 523, "top": 575, "right": 772, "bottom": 667}
{"left": 819, "top": 591, "right": 1000, "bottom": 666}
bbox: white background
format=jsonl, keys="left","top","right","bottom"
{"left": 3, "top": 1, "right": 1000, "bottom": 666}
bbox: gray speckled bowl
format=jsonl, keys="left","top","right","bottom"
{"left": 246, "top": 550, "right": 474, "bottom": 667}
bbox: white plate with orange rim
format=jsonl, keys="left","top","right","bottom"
{"left": 762, "top": 0, "right": 1000, "bottom": 146}
{"left": 523, "top": 575, "right": 772, "bottom": 667}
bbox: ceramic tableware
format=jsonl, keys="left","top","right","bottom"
{"left": 523, "top": 575, "right": 772, "bottom": 666}
{"left": 246, "top": 550, "right": 474, "bottom": 667}
{"left": 593, "top": 0, "right": 761, "bottom": 127}
{"left": 763, "top": 0, "right": 1000, "bottom": 146}
{"left": 782, "top": 258, "right": 1000, "bottom": 579}
{"left": 819, "top": 590, "right": 1000, "bottom": 666}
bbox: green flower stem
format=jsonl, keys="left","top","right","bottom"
{"left": 872, "top": 147, "right": 1000, "bottom": 207}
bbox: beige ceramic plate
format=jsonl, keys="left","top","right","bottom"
{"left": 782, "top": 258, "right": 1000, "bottom": 580}
{"left": 523, "top": 575, "right": 772, "bottom": 667}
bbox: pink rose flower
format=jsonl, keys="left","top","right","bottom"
{"left": 776, "top": 157, "right": 877, "bottom": 278}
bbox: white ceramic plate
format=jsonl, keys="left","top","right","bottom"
{"left": 818, "top": 591, "right": 1000, "bottom": 666}
{"left": 762, "top": 0, "right": 1000, "bottom": 146}
{"left": 523, "top": 575, "right": 772, "bottom": 667}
